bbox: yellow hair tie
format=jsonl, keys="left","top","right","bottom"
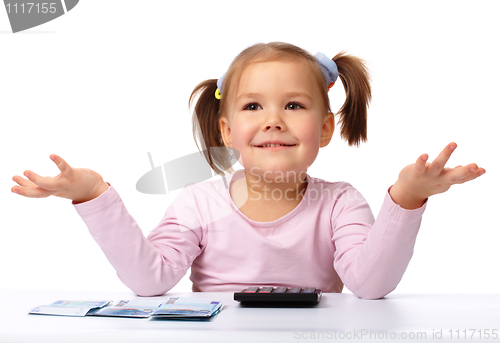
{"left": 215, "top": 88, "right": 221, "bottom": 100}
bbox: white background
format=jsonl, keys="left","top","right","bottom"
{"left": 1, "top": 0, "right": 498, "bottom": 294}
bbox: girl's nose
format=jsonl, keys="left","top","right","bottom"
{"left": 264, "top": 111, "right": 284, "bottom": 131}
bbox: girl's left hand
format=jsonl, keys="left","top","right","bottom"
{"left": 389, "top": 142, "right": 486, "bottom": 209}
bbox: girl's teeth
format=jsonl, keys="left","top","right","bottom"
{"left": 255, "top": 143, "right": 295, "bottom": 147}
{"left": 262, "top": 144, "right": 284, "bottom": 147}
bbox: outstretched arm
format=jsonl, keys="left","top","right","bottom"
{"left": 389, "top": 142, "right": 485, "bottom": 209}
{"left": 334, "top": 142, "right": 485, "bottom": 299}
{"left": 12, "top": 155, "right": 200, "bottom": 296}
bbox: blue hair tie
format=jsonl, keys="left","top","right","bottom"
{"left": 216, "top": 72, "right": 225, "bottom": 95}
{"left": 314, "top": 52, "right": 339, "bottom": 90}
{"left": 214, "top": 52, "right": 339, "bottom": 99}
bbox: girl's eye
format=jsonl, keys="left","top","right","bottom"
{"left": 244, "top": 103, "right": 262, "bottom": 111}
{"left": 285, "top": 102, "right": 303, "bottom": 110}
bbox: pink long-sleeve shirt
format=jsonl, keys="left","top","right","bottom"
{"left": 74, "top": 169, "right": 427, "bottom": 299}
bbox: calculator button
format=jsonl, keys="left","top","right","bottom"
{"left": 303, "top": 287, "right": 316, "bottom": 293}
{"left": 259, "top": 287, "right": 273, "bottom": 293}
{"left": 274, "top": 287, "right": 287, "bottom": 293}
{"left": 289, "top": 287, "right": 301, "bottom": 293}
{"left": 244, "top": 287, "right": 259, "bottom": 293}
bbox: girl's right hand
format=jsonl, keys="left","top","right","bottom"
{"left": 11, "top": 154, "right": 109, "bottom": 204}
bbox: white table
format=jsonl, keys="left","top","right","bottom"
{"left": 1, "top": 289, "right": 499, "bottom": 342}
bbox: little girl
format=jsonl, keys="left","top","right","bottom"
{"left": 12, "top": 42, "right": 485, "bottom": 299}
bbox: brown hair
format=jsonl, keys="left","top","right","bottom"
{"left": 189, "top": 42, "right": 371, "bottom": 176}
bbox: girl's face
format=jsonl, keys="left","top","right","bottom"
{"left": 220, "top": 60, "right": 334, "bottom": 181}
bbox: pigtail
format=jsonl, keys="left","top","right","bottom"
{"left": 333, "top": 52, "right": 372, "bottom": 146}
{"left": 189, "top": 79, "right": 233, "bottom": 176}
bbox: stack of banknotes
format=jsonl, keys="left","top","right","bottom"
{"left": 30, "top": 297, "right": 223, "bottom": 321}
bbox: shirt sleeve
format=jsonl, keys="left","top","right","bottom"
{"left": 331, "top": 184, "right": 427, "bottom": 299}
{"left": 73, "top": 183, "right": 204, "bottom": 296}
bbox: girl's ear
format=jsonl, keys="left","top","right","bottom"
{"left": 219, "top": 116, "right": 232, "bottom": 148}
{"left": 320, "top": 112, "right": 335, "bottom": 148}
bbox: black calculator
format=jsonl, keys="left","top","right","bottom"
{"left": 234, "top": 286, "right": 322, "bottom": 305}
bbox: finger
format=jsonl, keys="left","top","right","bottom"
{"left": 454, "top": 167, "right": 486, "bottom": 184}
{"left": 12, "top": 175, "right": 38, "bottom": 188}
{"left": 23, "top": 170, "right": 59, "bottom": 191}
{"left": 444, "top": 163, "right": 479, "bottom": 184}
{"left": 50, "top": 154, "right": 72, "bottom": 175}
{"left": 429, "top": 142, "right": 457, "bottom": 174}
{"left": 11, "top": 184, "right": 52, "bottom": 198}
{"left": 414, "top": 154, "right": 429, "bottom": 174}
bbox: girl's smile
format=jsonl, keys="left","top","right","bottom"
{"left": 253, "top": 144, "right": 297, "bottom": 150}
